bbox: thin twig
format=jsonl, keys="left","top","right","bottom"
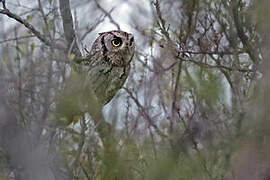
{"left": 170, "top": 61, "right": 183, "bottom": 133}
{"left": 0, "top": 35, "right": 35, "bottom": 44}
{"left": 0, "top": 0, "right": 6, "bottom": 9}
{"left": 178, "top": 50, "right": 245, "bottom": 56}
{"left": 80, "top": 14, "right": 106, "bottom": 41}
{"left": 179, "top": 56, "right": 254, "bottom": 73}
{"left": 72, "top": 117, "right": 87, "bottom": 169}
{"left": 59, "top": 0, "right": 80, "bottom": 56}
{"left": 94, "top": 0, "right": 120, "bottom": 30}
{"left": 37, "top": 0, "right": 52, "bottom": 41}
{"left": 153, "top": 0, "right": 169, "bottom": 38}
{"left": 230, "top": 0, "right": 260, "bottom": 64}
{"left": 124, "top": 87, "right": 168, "bottom": 138}
{"left": 0, "top": 8, "right": 52, "bottom": 46}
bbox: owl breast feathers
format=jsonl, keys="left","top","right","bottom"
{"left": 82, "top": 30, "right": 135, "bottom": 105}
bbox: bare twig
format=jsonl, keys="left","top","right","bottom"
{"left": 94, "top": 0, "right": 120, "bottom": 30}
{"left": 37, "top": 0, "right": 52, "bottom": 41}
{"left": 178, "top": 50, "right": 245, "bottom": 56}
{"left": 153, "top": 0, "right": 169, "bottom": 38}
{"left": 36, "top": 51, "right": 53, "bottom": 142}
{"left": 80, "top": 14, "right": 106, "bottom": 41}
{"left": 170, "top": 61, "right": 182, "bottom": 133}
{"left": 178, "top": 56, "right": 254, "bottom": 73}
{"left": 230, "top": 1, "right": 260, "bottom": 64}
{"left": 0, "top": 0, "right": 6, "bottom": 9}
{"left": 0, "top": 35, "right": 35, "bottom": 44}
{"left": 124, "top": 87, "right": 168, "bottom": 138}
{"left": 14, "top": 27, "right": 26, "bottom": 127}
{"left": 0, "top": 8, "right": 53, "bottom": 46}
{"left": 72, "top": 117, "right": 86, "bottom": 169}
{"left": 0, "top": 9, "right": 60, "bottom": 48}
{"left": 59, "top": 0, "right": 80, "bottom": 56}
{"left": 0, "top": 7, "right": 63, "bottom": 48}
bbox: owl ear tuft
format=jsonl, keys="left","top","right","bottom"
{"left": 98, "top": 32, "right": 106, "bottom": 35}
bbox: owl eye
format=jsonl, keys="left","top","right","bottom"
{"left": 111, "top": 38, "right": 122, "bottom": 47}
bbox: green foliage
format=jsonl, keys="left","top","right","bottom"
{"left": 15, "top": 45, "right": 24, "bottom": 57}
{"left": 196, "top": 69, "right": 224, "bottom": 106}
{"left": 30, "top": 42, "right": 35, "bottom": 52}
{"left": 55, "top": 74, "right": 86, "bottom": 125}
{"left": 26, "top": 15, "right": 33, "bottom": 21}
{"left": 184, "top": 67, "right": 225, "bottom": 107}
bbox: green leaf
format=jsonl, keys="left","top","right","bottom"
{"left": 48, "top": 20, "right": 54, "bottom": 30}
{"left": 26, "top": 15, "right": 33, "bottom": 21}
{"left": 30, "top": 42, "right": 35, "bottom": 52}
{"left": 16, "top": 46, "right": 24, "bottom": 56}
{"left": 13, "top": 57, "right": 20, "bottom": 62}
{"left": 70, "top": 53, "right": 76, "bottom": 61}
{"left": 27, "top": 30, "right": 32, "bottom": 35}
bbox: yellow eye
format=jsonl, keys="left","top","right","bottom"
{"left": 111, "top": 38, "right": 122, "bottom": 47}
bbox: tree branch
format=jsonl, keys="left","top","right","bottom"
{"left": 179, "top": 56, "right": 254, "bottom": 73}
{"left": 94, "top": 0, "right": 120, "bottom": 30}
{"left": 0, "top": 35, "right": 35, "bottom": 44}
{"left": 124, "top": 87, "right": 168, "bottom": 139}
{"left": 0, "top": 8, "right": 52, "bottom": 46}
{"left": 178, "top": 50, "right": 245, "bottom": 56}
{"left": 0, "top": 0, "right": 6, "bottom": 9}
{"left": 231, "top": 1, "right": 260, "bottom": 64}
{"left": 59, "top": 0, "right": 80, "bottom": 56}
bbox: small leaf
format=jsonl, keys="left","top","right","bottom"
{"left": 13, "top": 57, "right": 20, "bottom": 62}
{"left": 42, "top": 26, "right": 46, "bottom": 34}
{"left": 26, "top": 15, "right": 33, "bottom": 21}
{"left": 70, "top": 53, "right": 76, "bottom": 60}
{"left": 16, "top": 46, "right": 24, "bottom": 56}
{"left": 30, "top": 42, "right": 35, "bottom": 52}
{"left": 48, "top": 20, "right": 54, "bottom": 30}
{"left": 27, "top": 30, "right": 32, "bottom": 35}
{"left": 72, "top": 115, "right": 80, "bottom": 124}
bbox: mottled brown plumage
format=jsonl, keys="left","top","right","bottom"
{"left": 57, "top": 30, "right": 134, "bottom": 124}
{"left": 83, "top": 30, "right": 135, "bottom": 104}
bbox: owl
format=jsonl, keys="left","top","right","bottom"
{"left": 84, "top": 30, "right": 135, "bottom": 105}
{"left": 57, "top": 30, "right": 134, "bottom": 124}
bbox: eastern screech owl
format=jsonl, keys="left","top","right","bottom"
{"left": 83, "top": 30, "right": 135, "bottom": 105}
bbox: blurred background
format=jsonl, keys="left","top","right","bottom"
{"left": 0, "top": 0, "right": 270, "bottom": 179}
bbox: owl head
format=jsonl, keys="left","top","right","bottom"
{"left": 90, "top": 30, "right": 135, "bottom": 67}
